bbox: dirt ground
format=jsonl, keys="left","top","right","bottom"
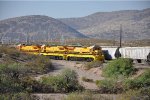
{"left": 35, "top": 60, "right": 104, "bottom": 90}
{"left": 33, "top": 60, "right": 105, "bottom": 100}
{"left": 33, "top": 60, "right": 149, "bottom": 100}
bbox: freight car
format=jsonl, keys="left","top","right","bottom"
{"left": 120, "top": 47, "right": 150, "bottom": 64}
{"left": 102, "top": 46, "right": 150, "bottom": 64}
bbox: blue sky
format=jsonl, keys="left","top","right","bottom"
{"left": 0, "top": 1, "right": 150, "bottom": 20}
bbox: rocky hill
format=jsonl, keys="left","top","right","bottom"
{"left": 0, "top": 15, "right": 86, "bottom": 43}
{"left": 59, "top": 8, "right": 150, "bottom": 40}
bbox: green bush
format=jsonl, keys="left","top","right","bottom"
{"left": 41, "top": 69, "right": 83, "bottom": 93}
{"left": 0, "top": 92, "right": 34, "bottom": 100}
{"left": 0, "top": 46, "right": 54, "bottom": 94}
{"left": 139, "top": 87, "right": 150, "bottom": 98}
{"left": 96, "top": 79, "right": 123, "bottom": 93}
{"left": 0, "top": 63, "right": 26, "bottom": 93}
{"left": 0, "top": 46, "right": 20, "bottom": 58}
{"left": 0, "top": 63, "right": 53, "bottom": 93}
{"left": 0, "top": 63, "right": 27, "bottom": 79}
{"left": 21, "top": 76, "right": 54, "bottom": 93}
{"left": 25, "top": 55, "right": 53, "bottom": 74}
{"left": 103, "top": 58, "right": 135, "bottom": 78}
{"left": 119, "top": 88, "right": 150, "bottom": 100}
{"left": 0, "top": 62, "right": 53, "bottom": 93}
{"left": 95, "top": 70, "right": 150, "bottom": 94}
{"left": 0, "top": 46, "right": 53, "bottom": 74}
{"left": 124, "top": 69, "right": 150, "bottom": 89}
{"left": 84, "top": 61, "right": 103, "bottom": 70}
{"left": 66, "top": 91, "right": 113, "bottom": 100}
{"left": 0, "top": 75, "right": 24, "bottom": 93}
{"left": 20, "top": 53, "right": 37, "bottom": 61}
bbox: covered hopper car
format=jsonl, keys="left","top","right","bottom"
{"left": 102, "top": 46, "right": 150, "bottom": 64}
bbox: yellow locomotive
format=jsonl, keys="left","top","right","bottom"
{"left": 40, "top": 45, "right": 67, "bottom": 60}
{"left": 66, "top": 45, "right": 104, "bottom": 61}
{"left": 16, "top": 44, "right": 41, "bottom": 55}
{"left": 17, "top": 44, "right": 104, "bottom": 62}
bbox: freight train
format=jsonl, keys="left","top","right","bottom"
{"left": 17, "top": 44, "right": 104, "bottom": 62}
{"left": 16, "top": 44, "right": 150, "bottom": 64}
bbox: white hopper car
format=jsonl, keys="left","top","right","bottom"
{"left": 102, "top": 46, "right": 150, "bottom": 64}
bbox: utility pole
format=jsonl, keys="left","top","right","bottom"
{"left": 26, "top": 32, "right": 29, "bottom": 44}
{"left": 47, "top": 32, "right": 49, "bottom": 43}
{"left": 60, "top": 34, "right": 65, "bottom": 45}
{"left": 47, "top": 31, "right": 50, "bottom": 44}
{"left": 119, "top": 24, "right": 122, "bottom": 48}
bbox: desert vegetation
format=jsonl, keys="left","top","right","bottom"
{"left": 0, "top": 46, "right": 150, "bottom": 100}
{"left": 66, "top": 91, "right": 113, "bottom": 100}
{"left": 102, "top": 58, "right": 135, "bottom": 78}
{"left": 95, "top": 58, "right": 150, "bottom": 99}
{"left": 40, "top": 69, "right": 83, "bottom": 93}
{"left": 0, "top": 46, "right": 53, "bottom": 99}
{"left": 84, "top": 60, "right": 103, "bottom": 70}
{"left": 0, "top": 46, "right": 84, "bottom": 99}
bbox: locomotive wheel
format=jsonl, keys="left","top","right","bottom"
{"left": 69, "top": 57, "right": 74, "bottom": 61}
{"left": 54, "top": 56, "right": 58, "bottom": 60}
{"left": 67, "top": 57, "right": 70, "bottom": 61}
{"left": 74, "top": 57, "right": 77, "bottom": 61}
{"left": 49, "top": 56, "right": 55, "bottom": 59}
{"left": 86, "top": 58, "right": 94, "bottom": 62}
{"left": 58, "top": 56, "right": 63, "bottom": 60}
{"left": 71, "top": 57, "right": 75, "bottom": 61}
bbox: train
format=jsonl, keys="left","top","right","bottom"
{"left": 16, "top": 44, "right": 150, "bottom": 64}
{"left": 17, "top": 44, "right": 105, "bottom": 62}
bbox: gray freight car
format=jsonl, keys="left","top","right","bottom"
{"left": 102, "top": 46, "right": 150, "bottom": 64}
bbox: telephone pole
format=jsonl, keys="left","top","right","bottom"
{"left": 60, "top": 34, "right": 65, "bottom": 45}
{"left": 119, "top": 24, "right": 122, "bottom": 48}
{"left": 47, "top": 32, "right": 50, "bottom": 43}
{"left": 26, "top": 32, "right": 29, "bottom": 44}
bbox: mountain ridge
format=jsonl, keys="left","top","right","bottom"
{"left": 0, "top": 8, "right": 150, "bottom": 43}
{"left": 0, "top": 15, "right": 87, "bottom": 43}
{"left": 59, "top": 8, "right": 150, "bottom": 40}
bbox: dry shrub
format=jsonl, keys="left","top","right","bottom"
{"left": 84, "top": 61, "right": 103, "bottom": 70}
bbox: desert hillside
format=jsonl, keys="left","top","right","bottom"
{"left": 0, "top": 15, "right": 86, "bottom": 43}
{"left": 59, "top": 8, "right": 150, "bottom": 40}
